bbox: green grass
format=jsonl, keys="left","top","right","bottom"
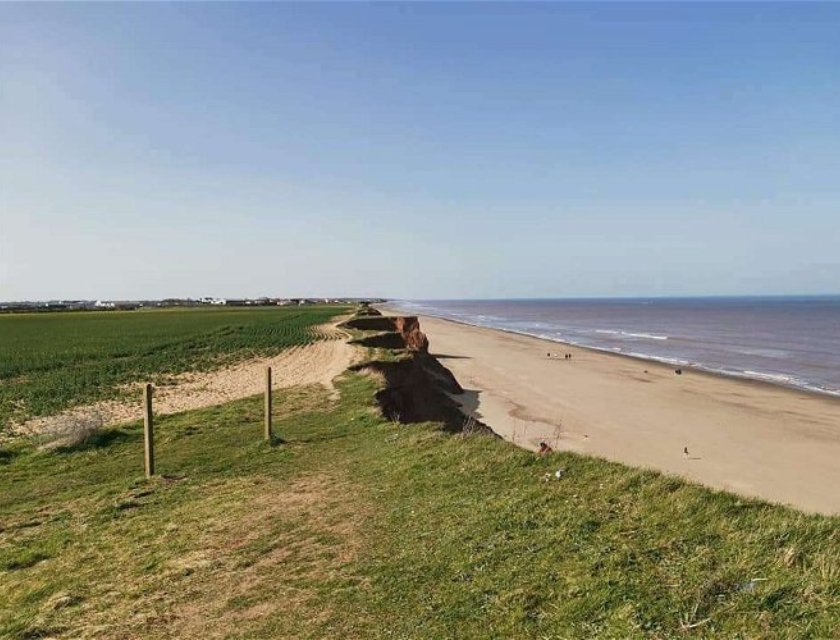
{"left": 2, "top": 373, "right": 838, "bottom": 638}
{"left": 0, "top": 306, "right": 349, "bottom": 429}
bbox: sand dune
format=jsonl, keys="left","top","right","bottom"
{"left": 418, "top": 315, "right": 840, "bottom": 515}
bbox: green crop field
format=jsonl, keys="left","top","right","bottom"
{"left": 0, "top": 306, "right": 350, "bottom": 430}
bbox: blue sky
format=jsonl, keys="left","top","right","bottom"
{"left": 1, "top": 2, "right": 838, "bottom": 300}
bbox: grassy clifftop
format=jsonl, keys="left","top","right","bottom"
{"left": 2, "top": 371, "right": 839, "bottom": 638}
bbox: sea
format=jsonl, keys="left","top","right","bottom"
{"left": 389, "top": 297, "right": 840, "bottom": 398}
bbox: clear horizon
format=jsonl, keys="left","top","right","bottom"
{"left": 5, "top": 293, "right": 840, "bottom": 306}
{"left": 2, "top": 3, "right": 839, "bottom": 300}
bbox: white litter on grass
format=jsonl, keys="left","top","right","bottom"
{"left": 739, "top": 578, "right": 768, "bottom": 592}
{"left": 555, "top": 470, "right": 564, "bottom": 480}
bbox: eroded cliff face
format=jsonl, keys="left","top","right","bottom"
{"left": 342, "top": 316, "right": 399, "bottom": 332}
{"left": 392, "top": 316, "right": 429, "bottom": 353}
{"left": 346, "top": 313, "right": 492, "bottom": 435}
{"left": 342, "top": 316, "right": 429, "bottom": 353}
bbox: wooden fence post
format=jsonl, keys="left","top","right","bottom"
{"left": 143, "top": 383, "right": 155, "bottom": 478}
{"left": 265, "top": 366, "right": 273, "bottom": 441}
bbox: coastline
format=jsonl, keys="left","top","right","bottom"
{"left": 387, "top": 307, "right": 840, "bottom": 400}
{"left": 402, "top": 311, "right": 840, "bottom": 515}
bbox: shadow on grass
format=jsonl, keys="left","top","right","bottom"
{"left": 0, "top": 448, "right": 19, "bottom": 465}
{"left": 0, "top": 549, "right": 50, "bottom": 571}
{"left": 292, "top": 433, "right": 354, "bottom": 445}
{"left": 53, "top": 428, "right": 137, "bottom": 454}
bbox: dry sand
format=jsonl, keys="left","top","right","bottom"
{"left": 418, "top": 315, "right": 840, "bottom": 515}
{"left": 19, "top": 324, "right": 359, "bottom": 437}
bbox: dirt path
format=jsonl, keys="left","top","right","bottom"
{"left": 19, "top": 323, "right": 359, "bottom": 436}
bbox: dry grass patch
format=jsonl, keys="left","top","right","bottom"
{"left": 34, "top": 408, "right": 105, "bottom": 450}
{"left": 165, "top": 471, "right": 370, "bottom": 639}
{"left": 1, "top": 469, "right": 371, "bottom": 639}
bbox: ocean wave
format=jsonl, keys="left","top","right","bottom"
{"left": 737, "top": 348, "right": 791, "bottom": 359}
{"left": 594, "top": 329, "right": 668, "bottom": 341}
{"left": 465, "top": 322, "right": 840, "bottom": 396}
{"left": 395, "top": 303, "right": 840, "bottom": 399}
{"left": 689, "top": 367, "right": 840, "bottom": 397}
{"left": 625, "top": 352, "right": 691, "bottom": 366}
{"left": 799, "top": 384, "right": 840, "bottom": 398}
{"left": 742, "top": 370, "right": 795, "bottom": 383}
{"left": 628, "top": 332, "right": 668, "bottom": 341}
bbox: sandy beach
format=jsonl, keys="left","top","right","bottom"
{"left": 417, "top": 315, "right": 840, "bottom": 515}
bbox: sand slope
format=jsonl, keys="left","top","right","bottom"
{"left": 419, "top": 315, "right": 840, "bottom": 515}
{"left": 19, "top": 324, "right": 358, "bottom": 437}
